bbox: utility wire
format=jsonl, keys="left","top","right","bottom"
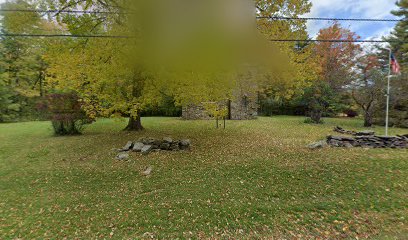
{"left": 257, "top": 16, "right": 403, "bottom": 22}
{"left": 0, "top": 9, "right": 405, "bottom": 43}
{"left": 1, "top": 33, "right": 407, "bottom": 44}
{"left": 0, "top": 9, "right": 122, "bottom": 15}
{"left": 0, "top": 33, "right": 132, "bottom": 39}
{"left": 270, "top": 39, "right": 407, "bottom": 43}
{"left": 0, "top": 9, "right": 404, "bottom": 22}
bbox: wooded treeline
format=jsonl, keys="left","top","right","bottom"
{"left": 259, "top": 0, "right": 407, "bottom": 128}
{"left": 0, "top": 0, "right": 407, "bottom": 132}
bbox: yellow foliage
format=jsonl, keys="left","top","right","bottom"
{"left": 44, "top": 0, "right": 318, "bottom": 118}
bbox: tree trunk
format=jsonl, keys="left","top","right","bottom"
{"left": 310, "top": 109, "right": 323, "bottom": 124}
{"left": 364, "top": 111, "right": 373, "bottom": 127}
{"left": 39, "top": 71, "right": 44, "bottom": 97}
{"left": 124, "top": 115, "right": 144, "bottom": 131}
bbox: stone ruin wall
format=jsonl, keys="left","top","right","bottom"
{"left": 229, "top": 95, "right": 258, "bottom": 120}
{"left": 182, "top": 65, "right": 260, "bottom": 120}
{"left": 182, "top": 105, "right": 213, "bottom": 120}
{"left": 182, "top": 92, "right": 258, "bottom": 120}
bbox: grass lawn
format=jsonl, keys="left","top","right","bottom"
{"left": 0, "top": 116, "right": 407, "bottom": 239}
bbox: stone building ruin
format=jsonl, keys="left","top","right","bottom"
{"left": 182, "top": 91, "right": 258, "bottom": 120}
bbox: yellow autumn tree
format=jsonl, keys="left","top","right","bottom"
{"left": 45, "top": 0, "right": 311, "bottom": 130}
{"left": 255, "top": 0, "right": 318, "bottom": 99}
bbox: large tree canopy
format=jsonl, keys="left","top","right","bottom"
{"left": 314, "top": 22, "right": 361, "bottom": 90}
{"left": 41, "top": 0, "right": 311, "bottom": 129}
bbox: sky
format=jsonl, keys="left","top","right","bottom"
{"left": 303, "top": 0, "right": 398, "bottom": 40}
{"left": 0, "top": 0, "right": 399, "bottom": 40}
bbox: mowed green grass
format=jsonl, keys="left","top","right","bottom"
{"left": 0, "top": 117, "right": 407, "bottom": 239}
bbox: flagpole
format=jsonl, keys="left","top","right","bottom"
{"left": 385, "top": 49, "right": 392, "bottom": 136}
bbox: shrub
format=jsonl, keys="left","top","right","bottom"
{"left": 0, "top": 83, "right": 20, "bottom": 122}
{"left": 302, "top": 82, "right": 337, "bottom": 124}
{"left": 39, "top": 93, "right": 91, "bottom": 135}
{"left": 344, "top": 109, "right": 359, "bottom": 118}
{"left": 304, "top": 117, "right": 324, "bottom": 124}
{"left": 141, "top": 95, "right": 182, "bottom": 117}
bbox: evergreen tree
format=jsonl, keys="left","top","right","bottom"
{"left": 374, "top": 0, "right": 408, "bottom": 128}
{"left": 388, "top": 0, "right": 408, "bottom": 67}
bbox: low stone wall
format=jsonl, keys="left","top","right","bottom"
{"left": 115, "top": 137, "right": 191, "bottom": 160}
{"left": 308, "top": 126, "right": 408, "bottom": 149}
{"left": 334, "top": 126, "right": 375, "bottom": 136}
{"left": 327, "top": 135, "right": 408, "bottom": 149}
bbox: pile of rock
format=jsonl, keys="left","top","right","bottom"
{"left": 116, "top": 137, "right": 191, "bottom": 159}
{"left": 327, "top": 135, "right": 408, "bottom": 149}
{"left": 334, "top": 126, "right": 375, "bottom": 136}
{"left": 334, "top": 126, "right": 356, "bottom": 135}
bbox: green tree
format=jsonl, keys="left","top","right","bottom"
{"left": 303, "top": 23, "right": 360, "bottom": 124}
{"left": 303, "top": 81, "right": 338, "bottom": 124}
{"left": 351, "top": 54, "right": 385, "bottom": 127}
{"left": 0, "top": 0, "right": 50, "bottom": 121}
{"left": 388, "top": 0, "right": 408, "bottom": 128}
{"left": 375, "top": 0, "right": 408, "bottom": 128}
{"left": 0, "top": 79, "right": 19, "bottom": 122}
{"left": 388, "top": 0, "right": 407, "bottom": 68}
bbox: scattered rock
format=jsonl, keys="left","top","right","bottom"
{"left": 163, "top": 137, "right": 173, "bottom": 144}
{"left": 145, "top": 138, "right": 155, "bottom": 145}
{"left": 139, "top": 138, "right": 155, "bottom": 145}
{"left": 142, "top": 166, "right": 153, "bottom": 176}
{"left": 153, "top": 139, "right": 162, "bottom": 146}
{"left": 115, "top": 137, "right": 192, "bottom": 156}
{"left": 132, "top": 142, "right": 145, "bottom": 152}
{"left": 308, "top": 140, "right": 327, "bottom": 149}
{"left": 170, "top": 142, "right": 181, "bottom": 151}
{"left": 141, "top": 145, "right": 153, "bottom": 155}
{"left": 115, "top": 152, "right": 129, "bottom": 161}
{"left": 343, "top": 142, "right": 354, "bottom": 148}
{"left": 180, "top": 139, "right": 191, "bottom": 150}
{"left": 122, "top": 141, "right": 134, "bottom": 151}
{"left": 143, "top": 232, "right": 155, "bottom": 238}
{"left": 180, "top": 139, "right": 191, "bottom": 146}
{"left": 160, "top": 142, "right": 171, "bottom": 150}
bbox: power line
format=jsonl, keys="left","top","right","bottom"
{"left": 257, "top": 16, "right": 403, "bottom": 22}
{"left": 270, "top": 39, "right": 407, "bottom": 43}
{"left": 1, "top": 33, "right": 407, "bottom": 44}
{"left": 0, "top": 9, "right": 122, "bottom": 15}
{"left": 0, "top": 9, "right": 404, "bottom": 22}
{"left": 0, "top": 33, "right": 132, "bottom": 39}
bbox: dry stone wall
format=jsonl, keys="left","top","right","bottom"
{"left": 327, "top": 135, "right": 408, "bottom": 149}
{"left": 308, "top": 127, "right": 408, "bottom": 149}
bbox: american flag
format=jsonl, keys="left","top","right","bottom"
{"left": 391, "top": 53, "right": 401, "bottom": 74}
